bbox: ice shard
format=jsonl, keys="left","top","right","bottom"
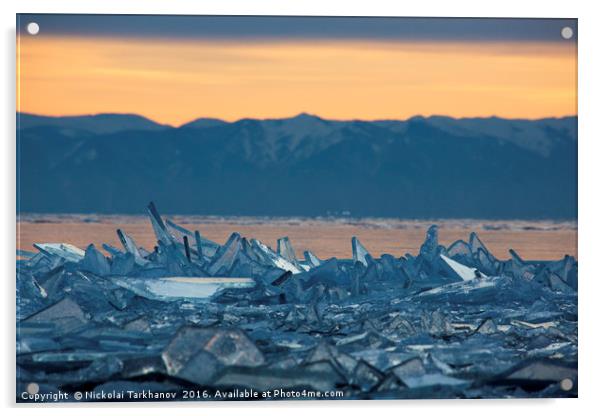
{"left": 26, "top": 296, "right": 87, "bottom": 323}
{"left": 250, "top": 238, "right": 304, "bottom": 274}
{"left": 419, "top": 225, "right": 440, "bottom": 261}
{"left": 33, "top": 243, "right": 85, "bottom": 263}
{"left": 352, "top": 236, "right": 371, "bottom": 266}
{"left": 277, "top": 236, "right": 298, "bottom": 263}
{"left": 304, "top": 250, "right": 322, "bottom": 267}
{"left": 116, "top": 229, "right": 148, "bottom": 266}
{"left": 162, "top": 327, "right": 265, "bottom": 378}
{"left": 16, "top": 202, "right": 578, "bottom": 400}
{"left": 80, "top": 244, "right": 111, "bottom": 276}
{"left": 440, "top": 254, "right": 485, "bottom": 281}
{"left": 147, "top": 201, "right": 175, "bottom": 245}
{"left": 194, "top": 230, "right": 203, "bottom": 260}
{"left": 207, "top": 233, "right": 242, "bottom": 275}
{"left": 502, "top": 360, "right": 577, "bottom": 384}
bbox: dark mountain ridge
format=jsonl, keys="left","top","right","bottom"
{"left": 17, "top": 112, "right": 577, "bottom": 218}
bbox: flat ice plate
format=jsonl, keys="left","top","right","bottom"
{"left": 162, "top": 277, "right": 254, "bottom": 284}
{"left": 111, "top": 276, "right": 255, "bottom": 301}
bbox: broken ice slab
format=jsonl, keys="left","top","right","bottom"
{"left": 350, "top": 350, "right": 416, "bottom": 373}
{"left": 440, "top": 254, "right": 485, "bottom": 281}
{"left": 116, "top": 229, "right": 149, "bottom": 266}
{"left": 469, "top": 232, "right": 500, "bottom": 273}
{"left": 250, "top": 238, "right": 304, "bottom": 274}
{"left": 33, "top": 243, "right": 85, "bottom": 263}
{"left": 16, "top": 273, "right": 47, "bottom": 319}
{"left": 475, "top": 318, "right": 498, "bottom": 335}
{"left": 304, "top": 340, "right": 358, "bottom": 379}
{"left": 421, "top": 310, "right": 454, "bottom": 338}
{"left": 496, "top": 359, "right": 577, "bottom": 391}
{"left": 419, "top": 225, "right": 441, "bottom": 261}
{"left": 416, "top": 275, "right": 543, "bottom": 305}
{"left": 21, "top": 297, "right": 89, "bottom": 336}
{"left": 110, "top": 276, "right": 255, "bottom": 302}
{"left": 390, "top": 357, "right": 427, "bottom": 381}
{"left": 162, "top": 326, "right": 265, "bottom": 384}
{"left": 166, "top": 219, "right": 220, "bottom": 258}
{"left": 469, "top": 231, "right": 490, "bottom": 256}
{"left": 304, "top": 250, "right": 322, "bottom": 267}
{"left": 335, "top": 331, "right": 395, "bottom": 350}
{"left": 17, "top": 328, "right": 61, "bottom": 354}
{"left": 352, "top": 360, "right": 384, "bottom": 392}
{"left": 207, "top": 233, "right": 242, "bottom": 275}
{"left": 80, "top": 244, "right": 111, "bottom": 276}
{"left": 147, "top": 201, "right": 176, "bottom": 245}
{"left": 446, "top": 239, "right": 472, "bottom": 259}
{"left": 352, "top": 236, "right": 371, "bottom": 266}
{"left": 111, "top": 252, "right": 136, "bottom": 275}
{"left": 24, "top": 296, "right": 88, "bottom": 324}
{"left": 277, "top": 236, "right": 298, "bottom": 263}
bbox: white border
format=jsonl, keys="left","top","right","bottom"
{"left": 3, "top": 1, "right": 601, "bottom": 414}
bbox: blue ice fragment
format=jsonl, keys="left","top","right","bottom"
{"left": 193, "top": 230, "right": 204, "bottom": 260}
{"left": 352, "top": 360, "right": 384, "bottom": 392}
{"left": 208, "top": 233, "right": 242, "bottom": 275}
{"left": 24, "top": 296, "right": 88, "bottom": 326}
{"left": 505, "top": 248, "right": 536, "bottom": 280}
{"left": 79, "top": 244, "right": 111, "bottom": 276}
{"left": 421, "top": 310, "right": 454, "bottom": 337}
{"left": 162, "top": 326, "right": 265, "bottom": 379}
{"left": 548, "top": 273, "right": 575, "bottom": 294}
{"left": 304, "top": 250, "right": 322, "bottom": 267}
{"left": 250, "top": 238, "right": 304, "bottom": 274}
{"left": 475, "top": 318, "right": 498, "bottom": 334}
{"left": 446, "top": 239, "right": 472, "bottom": 264}
{"left": 110, "top": 252, "right": 136, "bottom": 275}
{"left": 352, "top": 236, "right": 371, "bottom": 266}
{"left": 389, "top": 358, "right": 427, "bottom": 387}
{"left": 440, "top": 254, "right": 484, "bottom": 281}
{"left": 469, "top": 232, "right": 488, "bottom": 255}
{"left": 16, "top": 272, "right": 48, "bottom": 320}
{"left": 33, "top": 243, "right": 85, "bottom": 263}
{"left": 147, "top": 201, "right": 175, "bottom": 245}
{"left": 417, "top": 275, "right": 547, "bottom": 305}
{"left": 277, "top": 237, "right": 298, "bottom": 263}
{"left": 419, "top": 225, "right": 440, "bottom": 261}
{"left": 117, "top": 229, "right": 149, "bottom": 266}
{"left": 503, "top": 360, "right": 577, "bottom": 383}
{"left": 165, "top": 218, "right": 193, "bottom": 238}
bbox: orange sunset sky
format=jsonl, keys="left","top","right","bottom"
{"left": 17, "top": 16, "right": 577, "bottom": 126}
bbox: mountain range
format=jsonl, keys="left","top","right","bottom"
{"left": 17, "top": 112, "right": 577, "bottom": 218}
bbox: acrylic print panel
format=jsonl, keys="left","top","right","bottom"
{"left": 16, "top": 14, "right": 577, "bottom": 402}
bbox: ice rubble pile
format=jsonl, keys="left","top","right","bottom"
{"left": 17, "top": 203, "right": 577, "bottom": 400}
